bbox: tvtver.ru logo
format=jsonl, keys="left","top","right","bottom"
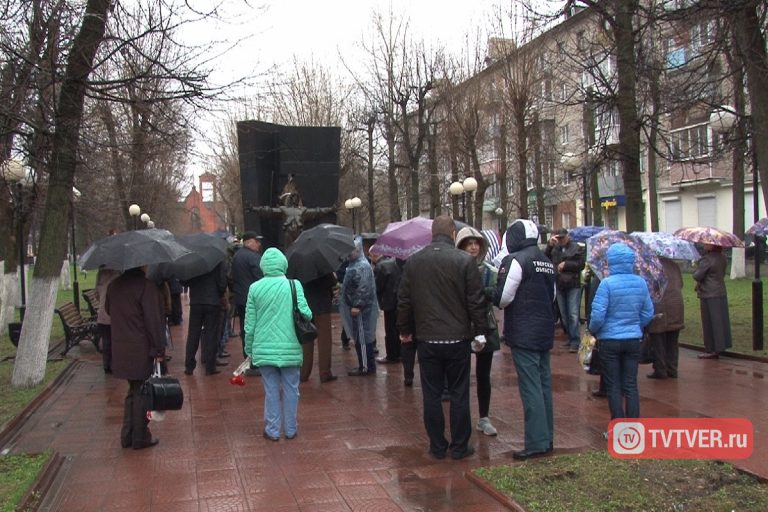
{"left": 612, "top": 421, "right": 645, "bottom": 455}
{"left": 608, "top": 418, "right": 753, "bottom": 459}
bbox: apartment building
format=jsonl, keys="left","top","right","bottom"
{"left": 428, "top": 2, "right": 765, "bottom": 234}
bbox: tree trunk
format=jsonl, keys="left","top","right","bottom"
{"left": 515, "top": 114, "right": 528, "bottom": 219}
{"left": 531, "top": 114, "right": 545, "bottom": 225}
{"left": 647, "top": 65, "right": 661, "bottom": 232}
{"left": 367, "top": 124, "right": 376, "bottom": 231}
{"left": 13, "top": 0, "right": 111, "bottom": 388}
{"left": 732, "top": 65, "right": 746, "bottom": 239}
{"left": 427, "top": 125, "right": 439, "bottom": 219}
{"left": 498, "top": 121, "right": 509, "bottom": 230}
{"left": 384, "top": 122, "right": 401, "bottom": 222}
{"left": 613, "top": 0, "right": 644, "bottom": 232}
{"left": 732, "top": 1, "right": 768, "bottom": 214}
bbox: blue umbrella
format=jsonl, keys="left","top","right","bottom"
{"left": 747, "top": 218, "right": 768, "bottom": 237}
{"left": 629, "top": 231, "right": 700, "bottom": 261}
{"left": 567, "top": 225, "right": 608, "bottom": 242}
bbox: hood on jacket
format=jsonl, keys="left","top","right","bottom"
{"left": 455, "top": 226, "right": 487, "bottom": 261}
{"left": 505, "top": 219, "right": 539, "bottom": 253}
{"left": 607, "top": 243, "right": 635, "bottom": 275}
{"left": 260, "top": 247, "right": 288, "bottom": 277}
{"left": 348, "top": 235, "right": 365, "bottom": 263}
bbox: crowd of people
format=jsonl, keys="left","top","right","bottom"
{"left": 99, "top": 217, "right": 735, "bottom": 456}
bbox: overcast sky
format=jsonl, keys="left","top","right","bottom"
{"left": 181, "top": 0, "right": 509, "bottom": 187}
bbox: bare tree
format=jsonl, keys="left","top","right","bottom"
{"left": 12, "top": 0, "right": 112, "bottom": 387}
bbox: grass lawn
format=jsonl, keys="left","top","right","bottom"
{"left": 678, "top": 272, "right": 768, "bottom": 357}
{"left": 0, "top": 270, "right": 96, "bottom": 510}
{"left": 1, "top": 268, "right": 97, "bottom": 426}
{"left": 0, "top": 452, "right": 51, "bottom": 512}
{"left": 474, "top": 451, "right": 768, "bottom": 512}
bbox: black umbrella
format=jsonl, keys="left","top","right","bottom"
{"left": 152, "top": 232, "right": 230, "bottom": 281}
{"left": 285, "top": 224, "right": 355, "bottom": 283}
{"left": 80, "top": 229, "right": 191, "bottom": 273}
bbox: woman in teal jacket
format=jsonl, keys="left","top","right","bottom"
{"left": 245, "top": 247, "right": 312, "bottom": 441}
{"left": 589, "top": 243, "right": 654, "bottom": 420}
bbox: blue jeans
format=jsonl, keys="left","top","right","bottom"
{"left": 599, "top": 339, "right": 640, "bottom": 420}
{"left": 512, "top": 349, "right": 554, "bottom": 451}
{"left": 260, "top": 366, "right": 300, "bottom": 438}
{"left": 557, "top": 287, "right": 582, "bottom": 348}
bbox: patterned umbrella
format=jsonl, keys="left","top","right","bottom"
{"left": 568, "top": 225, "right": 608, "bottom": 242}
{"left": 586, "top": 230, "right": 667, "bottom": 303}
{"left": 629, "top": 231, "right": 700, "bottom": 261}
{"left": 747, "top": 218, "right": 768, "bottom": 238}
{"left": 673, "top": 226, "right": 744, "bottom": 248}
{"left": 369, "top": 217, "right": 433, "bottom": 260}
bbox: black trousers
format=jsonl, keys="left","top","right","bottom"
{"left": 417, "top": 341, "right": 472, "bottom": 457}
{"left": 99, "top": 323, "right": 112, "bottom": 371}
{"left": 382, "top": 309, "right": 400, "bottom": 361}
{"left": 401, "top": 340, "right": 417, "bottom": 382}
{"left": 170, "top": 293, "right": 182, "bottom": 325}
{"left": 650, "top": 330, "right": 680, "bottom": 377}
{"left": 185, "top": 304, "right": 222, "bottom": 373}
{"left": 475, "top": 350, "right": 493, "bottom": 418}
{"left": 121, "top": 380, "right": 151, "bottom": 448}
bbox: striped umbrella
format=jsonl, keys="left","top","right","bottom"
{"left": 673, "top": 226, "right": 744, "bottom": 248}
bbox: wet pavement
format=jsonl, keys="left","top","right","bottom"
{"left": 4, "top": 295, "right": 768, "bottom": 511}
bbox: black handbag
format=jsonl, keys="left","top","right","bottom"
{"left": 141, "top": 362, "right": 184, "bottom": 411}
{"left": 290, "top": 280, "right": 317, "bottom": 345}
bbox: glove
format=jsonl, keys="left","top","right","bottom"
{"left": 471, "top": 335, "right": 487, "bottom": 353}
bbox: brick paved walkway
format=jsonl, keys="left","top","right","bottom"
{"left": 5, "top": 295, "right": 767, "bottom": 511}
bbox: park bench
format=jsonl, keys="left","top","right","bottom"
{"left": 82, "top": 288, "right": 100, "bottom": 318}
{"left": 55, "top": 302, "right": 100, "bottom": 356}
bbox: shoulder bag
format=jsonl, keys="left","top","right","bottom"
{"left": 290, "top": 280, "right": 318, "bottom": 345}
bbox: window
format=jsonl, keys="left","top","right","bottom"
{"left": 562, "top": 169, "right": 571, "bottom": 185}
{"left": 664, "top": 199, "right": 682, "bottom": 233}
{"left": 603, "top": 160, "right": 620, "bottom": 178}
{"left": 669, "top": 123, "right": 710, "bottom": 160}
{"left": 595, "top": 107, "right": 619, "bottom": 145}
{"left": 665, "top": 39, "right": 686, "bottom": 69}
{"left": 561, "top": 212, "right": 572, "bottom": 229}
{"left": 691, "top": 20, "right": 714, "bottom": 49}
{"left": 560, "top": 124, "right": 570, "bottom": 145}
{"left": 540, "top": 78, "right": 552, "bottom": 100}
{"left": 544, "top": 161, "right": 556, "bottom": 187}
{"left": 697, "top": 196, "right": 716, "bottom": 227}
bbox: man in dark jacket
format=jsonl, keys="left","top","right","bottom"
{"left": 299, "top": 272, "right": 338, "bottom": 383}
{"left": 371, "top": 250, "right": 402, "bottom": 365}
{"left": 398, "top": 215, "right": 488, "bottom": 460}
{"left": 231, "top": 232, "right": 263, "bottom": 374}
{"left": 105, "top": 267, "right": 165, "bottom": 450}
{"left": 495, "top": 219, "right": 556, "bottom": 460}
{"left": 183, "top": 261, "right": 228, "bottom": 376}
{"left": 545, "top": 227, "right": 585, "bottom": 352}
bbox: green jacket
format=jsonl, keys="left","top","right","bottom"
{"left": 244, "top": 247, "right": 312, "bottom": 367}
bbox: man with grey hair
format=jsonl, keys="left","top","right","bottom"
{"left": 397, "top": 215, "right": 488, "bottom": 460}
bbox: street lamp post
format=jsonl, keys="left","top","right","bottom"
{"left": 449, "top": 181, "right": 465, "bottom": 221}
{"left": 140, "top": 213, "right": 150, "bottom": 227}
{"left": 71, "top": 187, "right": 81, "bottom": 312}
{"left": 495, "top": 207, "right": 504, "bottom": 233}
{"left": 709, "top": 106, "right": 762, "bottom": 351}
{"left": 3, "top": 161, "right": 28, "bottom": 321}
{"left": 345, "top": 197, "right": 362, "bottom": 233}
{"left": 128, "top": 203, "right": 141, "bottom": 230}
{"left": 463, "top": 177, "right": 478, "bottom": 227}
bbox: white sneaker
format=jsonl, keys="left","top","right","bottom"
{"left": 477, "top": 417, "right": 498, "bottom": 436}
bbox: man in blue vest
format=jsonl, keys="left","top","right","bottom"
{"left": 495, "top": 219, "right": 556, "bottom": 460}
